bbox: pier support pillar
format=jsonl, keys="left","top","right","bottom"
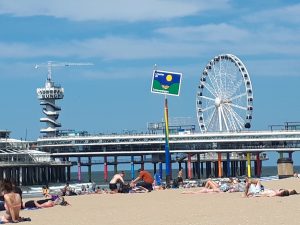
{"left": 88, "top": 157, "right": 92, "bottom": 182}
{"left": 114, "top": 156, "right": 118, "bottom": 174}
{"left": 104, "top": 156, "right": 108, "bottom": 182}
{"left": 131, "top": 156, "right": 135, "bottom": 180}
{"left": 187, "top": 153, "right": 192, "bottom": 179}
{"left": 153, "top": 162, "right": 157, "bottom": 175}
{"left": 141, "top": 155, "right": 144, "bottom": 171}
{"left": 226, "top": 153, "right": 230, "bottom": 177}
{"left": 247, "top": 153, "right": 251, "bottom": 177}
{"left": 205, "top": 162, "right": 210, "bottom": 178}
{"left": 277, "top": 151, "right": 294, "bottom": 179}
{"left": 159, "top": 162, "right": 163, "bottom": 180}
{"left": 256, "top": 153, "right": 261, "bottom": 177}
{"left": 196, "top": 154, "right": 201, "bottom": 179}
{"left": 77, "top": 157, "right": 82, "bottom": 182}
{"left": 218, "top": 153, "right": 222, "bottom": 178}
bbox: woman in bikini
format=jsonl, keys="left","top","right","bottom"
{"left": 23, "top": 195, "right": 69, "bottom": 209}
{"left": 0, "top": 179, "right": 30, "bottom": 223}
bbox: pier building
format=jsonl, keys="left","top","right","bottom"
{"left": 0, "top": 130, "right": 71, "bottom": 185}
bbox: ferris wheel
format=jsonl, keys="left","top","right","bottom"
{"left": 196, "top": 54, "right": 253, "bottom": 132}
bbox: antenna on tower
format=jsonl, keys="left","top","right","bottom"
{"left": 35, "top": 61, "right": 94, "bottom": 81}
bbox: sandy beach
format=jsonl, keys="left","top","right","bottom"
{"left": 4, "top": 177, "right": 300, "bottom": 225}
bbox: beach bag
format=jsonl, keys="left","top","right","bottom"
{"left": 172, "top": 179, "right": 179, "bottom": 188}
{"left": 119, "top": 183, "right": 130, "bottom": 193}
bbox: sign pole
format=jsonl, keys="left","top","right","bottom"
{"left": 151, "top": 68, "right": 182, "bottom": 188}
{"left": 164, "top": 94, "right": 171, "bottom": 187}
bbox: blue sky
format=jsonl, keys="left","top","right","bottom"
{"left": 1, "top": 1, "right": 300, "bottom": 165}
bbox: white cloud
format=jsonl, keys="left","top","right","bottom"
{"left": 155, "top": 23, "right": 250, "bottom": 42}
{"left": 0, "top": 0, "right": 230, "bottom": 22}
{"left": 243, "top": 3, "right": 300, "bottom": 24}
{"left": 0, "top": 23, "right": 300, "bottom": 61}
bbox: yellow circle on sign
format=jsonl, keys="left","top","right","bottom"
{"left": 166, "top": 74, "right": 173, "bottom": 82}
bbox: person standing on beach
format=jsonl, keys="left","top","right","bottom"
{"left": 131, "top": 169, "right": 154, "bottom": 191}
{"left": 109, "top": 171, "right": 125, "bottom": 193}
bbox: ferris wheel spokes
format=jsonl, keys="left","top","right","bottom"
{"left": 228, "top": 103, "right": 247, "bottom": 111}
{"left": 229, "top": 92, "right": 247, "bottom": 102}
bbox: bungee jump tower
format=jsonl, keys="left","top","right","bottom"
{"left": 36, "top": 61, "right": 64, "bottom": 137}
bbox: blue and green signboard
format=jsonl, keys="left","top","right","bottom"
{"left": 151, "top": 70, "right": 182, "bottom": 96}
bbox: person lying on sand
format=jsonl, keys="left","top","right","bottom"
{"left": 23, "top": 196, "right": 69, "bottom": 209}
{"left": 181, "top": 178, "right": 245, "bottom": 194}
{"left": 250, "top": 189, "right": 297, "bottom": 197}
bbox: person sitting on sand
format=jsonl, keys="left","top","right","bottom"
{"left": 131, "top": 169, "right": 154, "bottom": 191}
{"left": 0, "top": 179, "right": 30, "bottom": 223}
{"left": 294, "top": 172, "right": 300, "bottom": 178}
{"left": 244, "top": 178, "right": 264, "bottom": 197}
{"left": 109, "top": 171, "right": 126, "bottom": 193}
{"left": 42, "top": 185, "right": 50, "bottom": 197}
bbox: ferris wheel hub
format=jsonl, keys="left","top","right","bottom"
{"left": 215, "top": 97, "right": 221, "bottom": 107}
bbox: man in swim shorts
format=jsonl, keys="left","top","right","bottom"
{"left": 109, "top": 171, "right": 126, "bottom": 193}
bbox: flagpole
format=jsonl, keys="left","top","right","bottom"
{"left": 164, "top": 94, "right": 171, "bottom": 187}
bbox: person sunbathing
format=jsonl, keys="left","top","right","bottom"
{"left": 181, "top": 179, "right": 223, "bottom": 194}
{"left": 182, "top": 178, "right": 244, "bottom": 194}
{"left": 23, "top": 196, "right": 69, "bottom": 209}
{"left": 252, "top": 189, "right": 297, "bottom": 197}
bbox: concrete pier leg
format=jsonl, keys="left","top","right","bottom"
{"left": 104, "top": 156, "right": 108, "bottom": 182}
{"left": 218, "top": 153, "right": 222, "bottom": 178}
{"left": 78, "top": 157, "right": 82, "bottom": 182}
{"left": 178, "top": 162, "right": 182, "bottom": 171}
{"left": 277, "top": 151, "right": 294, "bottom": 179}
{"left": 205, "top": 162, "right": 210, "bottom": 178}
{"left": 226, "top": 153, "right": 230, "bottom": 177}
{"left": 200, "top": 162, "right": 204, "bottom": 177}
{"left": 184, "top": 161, "right": 188, "bottom": 178}
{"left": 188, "top": 154, "right": 192, "bottom": 179}
{"left": 141, "top": 156, "right": 144, "bottom": 171}
{"left": 153, "top": 162, "right": 157, "bottom": 175}
{"left": 247, "top": 153, "right": 251, "bottom": 177}
{"left": 170, "top": 154, "right": 172, "bottom": 180}
{"left": 196, "top": 154, "right": 201, "bottom": 179}
{"left": 67, "top": 166, "right": 71, "bottom": 182}
{"left": 88, "top": 157, "right": 92, "bottom": 182}
{"left": 131, "top": 156, "right": 135, "bottom": 180}
{"left": 114, "top": 156, "right": 118, "bottom": 174}
{"left": 159, "top": 162, "right": 163, "bottom": 180}
{"left": 192, "top": 162, "right": 196, "bottom": 178}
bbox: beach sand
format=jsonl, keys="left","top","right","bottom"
{"left": 6, "top": 177, "right": 300, "bottom": 225}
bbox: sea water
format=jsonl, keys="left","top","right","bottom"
{"left": 69, "top": 166, "right": 300, "bottom": 184}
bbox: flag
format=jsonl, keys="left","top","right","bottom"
{"left": 151, "top": 70, "right": 182, "bottom": 96}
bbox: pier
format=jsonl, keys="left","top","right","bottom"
{"left": 35, "top": 129, "right": 300, "bottom": 183}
